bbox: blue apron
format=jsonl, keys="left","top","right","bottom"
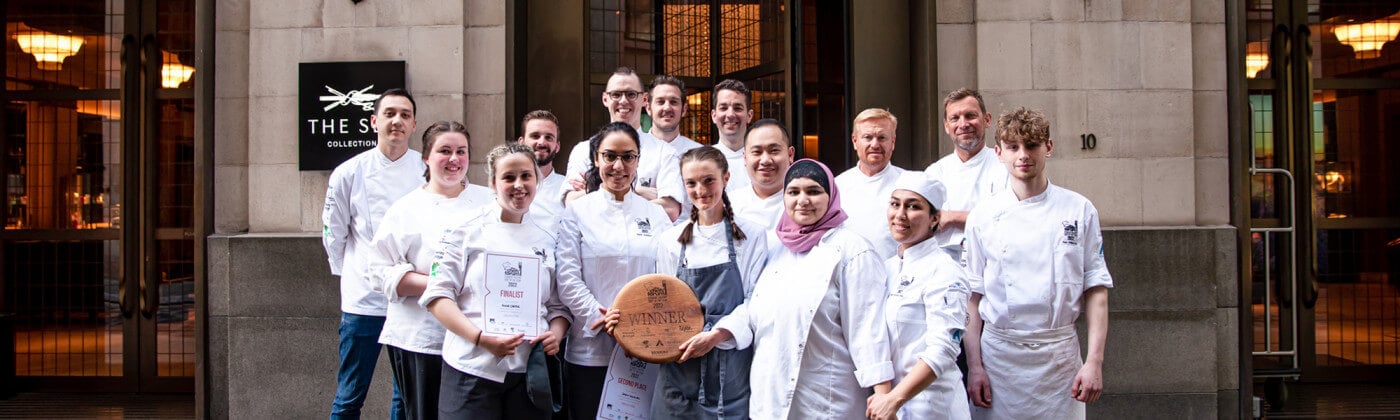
{"left": 651, "top": 218, "right": 753, "bottom": 420}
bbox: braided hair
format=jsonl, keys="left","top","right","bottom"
{"left": 677, "top": 147, "right": 747, "bottom": 244}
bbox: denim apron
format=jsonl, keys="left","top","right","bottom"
{"left": 650, "top": 218, "right": 753, "bottom": 420}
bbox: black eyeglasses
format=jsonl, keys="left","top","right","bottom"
{"left": 605, "top": 90, "right": 642, "bottom": 101}
{"left": 597, "top": 151, "right": 640, "bottom": 164}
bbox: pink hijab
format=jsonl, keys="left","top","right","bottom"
{"left": 776, "top": 159, "right": 847, "bottom": 253}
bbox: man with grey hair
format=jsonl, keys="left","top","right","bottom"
{"left": 925, "top": 88, "right": 1009, "bottom": 265}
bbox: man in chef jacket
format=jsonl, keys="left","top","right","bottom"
{"left": 517, "top": 110, "right": 567, "bottom": 223}
{"left": 925, "top": 88, "right": 1009, "bottom": 265}
{"left": 322, "top": 88, "right": 423, "bottom": 419}
{"left": 962, "top": 107, "right": 1112, "bottom": 420}
{"left": 709, "top": 79, "right": 755, "bottom": 193}
{"left": 833, "top": 108, "right": 906, "bottom": 260}
{"left": 564, "top": 67, "right": 684, "bottom": 220}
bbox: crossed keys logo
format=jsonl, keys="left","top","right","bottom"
{"left": 319, "top": 85, "right": 381, "bottom": 112}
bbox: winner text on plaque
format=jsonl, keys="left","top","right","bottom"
{"left": 482, "top": 251, "right": 543, "bottom": 339}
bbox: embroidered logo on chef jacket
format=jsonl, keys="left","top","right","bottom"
{"left": 633, "top": 217, "right": 654, "bottom": 236}
{"left": 531, "top": 247, "right": 549, "bottom": 263}
{"left": 895, "top": 276, "right": 914, "bottom": 295}
{"left": 430, "top": 261, "right": 439, "bottom": 277}
{"left": 1061, "top": 220, "right": 1079, "bottom": 245}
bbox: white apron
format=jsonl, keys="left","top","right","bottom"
{"left": 971, "top": 324, "right": 1084, "bottom": 420}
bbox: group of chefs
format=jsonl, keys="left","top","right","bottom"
{"left": 320, "top": 67, "right": 1114, "bottom": 420}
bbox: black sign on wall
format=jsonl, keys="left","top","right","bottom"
{"left": 298, "top": 61, "right": 406, "bottom": 171}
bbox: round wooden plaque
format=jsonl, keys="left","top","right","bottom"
{"left": 611, "top": 274, "right": 704, "bottom": 363}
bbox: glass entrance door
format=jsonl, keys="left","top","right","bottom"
{"left": 2, "top": 0, "right": 195, "bottom": 393}
{"left": 1246, "top": 0, "right": 1400, "bottom": 385}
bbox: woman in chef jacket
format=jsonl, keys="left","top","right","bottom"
{"left": 602, "top": 146, "right": 768, "bottom": 419}
{"left": 421, "top": 143, "right": 572, "bottom": 419}
{"left": 553, "top": 122, "right": 672, "bottom": 419}
{"left": 710, "top": 158, "right": 894, "bottom": 419}
{"left": 864, "top": 173, "right": 971, "bottom": 420}
{"left": 367, "top": 121, "right": 493, "bottom": 419}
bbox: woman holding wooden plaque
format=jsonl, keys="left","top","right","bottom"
{"left": 554, "top": 122, "right": 673, "bottom": 419}
{"left": 421, "top": 144, "right": 571, "bottom": 419}
{"left": 367, "top": 121, "right": 493, "bottom": 419}
{"left": 711, "top": 159, "right": 895, "bottom": 419}
{"left": 864, "top": 173, "right": 972, "bottom": 420}
{"left": 603, "top": 147, "right": 768, "bottom": 419}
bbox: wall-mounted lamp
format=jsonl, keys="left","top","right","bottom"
{"left": 1246, "top": 41, "right": 1269, "bottom": 78}
{"left": 1332, "top": 16, "right": 1400, "bottom": 59}
{"left": 161, "top": 51, "right": 195, "bottom": 88}
{"left": 14, "top": 27, "right": 84, "bottom": 71}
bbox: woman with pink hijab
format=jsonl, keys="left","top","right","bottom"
{"left": 711, "top": 159, "right": 895, "bottom": 419}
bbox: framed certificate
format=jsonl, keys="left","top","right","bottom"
{"left": 482, "top": 251, "right": 543, "bottom": 339}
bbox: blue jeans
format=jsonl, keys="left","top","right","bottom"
{"left": 330, "top": 312, "right": 405, "bottom": 420}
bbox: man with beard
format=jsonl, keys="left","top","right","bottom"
{"left": 517, "top": 110, "right": 567, "bottom": 223}
{"left": 564, "top": 67, "right": 684, "bottom": 220}
{"left": 709, "top": 79, "right": 755, "bottom": 192}
{"left": 647, "top": 75, "right": 703, "bottom": 154}
{"left": 925, "top": 88, "right": 1008, "bottom": 265}
{"left": 834, "top": 108, "right": 906, "bottom": 260}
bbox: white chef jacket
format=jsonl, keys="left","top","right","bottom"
{"left": 368, "top": 185, "right": 493, "bottom": 354}
{"left": 714, "top": 226, "right": 894, "bottom": 419}
{"left": 729, "top": 186, "right": 785, "bottom": 260}
{"left": 834, "top": 164, "right": 906, "bottom": 260}
{"left": 564, "top": 132, "right": 685, "bottom": 205}
{"left": 419, "top": 205, "right": 571, "bottom": 383}
{"left": 713, "top": 142, "right": 752, "bottom": 193}
{"left": 883, "top": 238, "right": 971, "bottom": 419}
{"left": 925, "top": 147, "right": 1009, "bottom": 254}
{"left": 654, "top": 218, "right": 767, "bottom": 298}
{"left": 661, "top": 133, "right": 704, "bottom": 155}
{"left": 554, "top": 190, "right": 671, "bottom": 366}
{"left": 323, "top": 148, "right": 427, "bottom": 316}
{"left": 965, "top": 182, "right": 1113, "bottom": 331}
{"left": 531, "top": 170, "right": 567, "bottom": 227}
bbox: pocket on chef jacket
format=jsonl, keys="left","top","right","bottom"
{"left": 1052, "top": 241, "right": 1085, "bottom": 287}
{"left": 893, "top": 296, "right": 926, "bottom": 325}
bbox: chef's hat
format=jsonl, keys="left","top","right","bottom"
{"left": 892, "top": 172, "right": 947, "bottom": 211}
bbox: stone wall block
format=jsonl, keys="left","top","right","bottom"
{"left": 1123, "top": 0, "right": 1190, "bottom": 22}
{"left": 937, "top": 0, "right": 975, "bottom": 23}
{"left": 413, "top": 93, "right": 468, "bottom": 137}
{"left": 1217, "top": 308, "right": 1241, "bottom": 390}
{"left": 249, "top": 164, "right": 301, "bottom": 232}
{"left": 408, "top": 26, "right": 466, "bottom": 94}
{"left": 250, "top": 0, "right": 323, "bottom": 29}
{"left": 207, "top": 236, "right": 231, "bottom": 317}
{"left": 1087, "top": 393, "right": 1217, "bottom": 419}
{"left": 1101, "top": 310, "right": 1218, "bottom": 393}
{"left": 248, "top": 96, "right": 299, "bottom": 165}
{"left": 1196, "top": 157, "right": 1230, "bottom": 226}
{"left": 214, "top": 30, "right": 249, "bottom": 99}
{"left": 207, "top": 315, "right": 230, "bottom": 420}
{"left": 976, "top": 22, "right": 1033, "bottom": 90}
{"left": 1141, "top": 22, "right": 1193, "bottom": 89}
{"left": 216, "top": 0, "right": 250, "bottom": 31}
{"left": 1050, "top": 0, "right": 1086, "bottom": 21}
{"left": 1213, "top": 227, "right": 1240, "bottom": 308}
{"left": 1193, "top": 0, "right": 1226, "bottom": 23}
{"left": 1049, "top": 159, "right": 1143, "bottom": 226}
{"left": 465, "top": 94, "right": 506, "bottom": 185}
{"left": 1081, "top": 22, "right": 1143, "bottom": 89}
{"left": 226, "top": 234, "right": 339, "bottom": 317}
{"left": 214, "top": 165, "right": 249, "bottom": 234}
{"left": 301, "top": 173, "right": 330, "bottom": 233}
{"left": 1031, "top": 22, "right": 1083, "bottom": 90}
{"left": 1088, "top": 90, "right": 1193, "bottom": 158}
{"left": 464, "top": 26, "right": 507, "bottom": 95}
{"left": 302, "top": 27, "right": 410, "bottom": 63}
{"left": 215, "top": 97, "right": 249, "bottom": 166}
{"left": 225, "top": 317, "right": 396, "bottom": 419}
{"left": 1193, "top": 23, "right": 1228, "bottom": 90}
{"left": 248, "top": 29, "right": 301, "bottom": 97}
{"left": 465, "top": 0, "right": 506, "bottom": 27}
{"left": 1086, "top": 0, "right": 1123, "bottom": 21}
{"left": 1194, "top": 90, "right": 1228, "bottom": 158}
{"left": 1141, "top": 157, "right": 1196, "bottom": 225}
{"left": 975, "top": 0, "right": 1050, "bottom": 21}
{"left": 936, "top": 24, "right": 978, "bottom": 98}
{"left": 1101, "top": 228, "right": 1219, "bottom": 311}
{"left": 321, "top": 0, "right": 379, "bottom": 28}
